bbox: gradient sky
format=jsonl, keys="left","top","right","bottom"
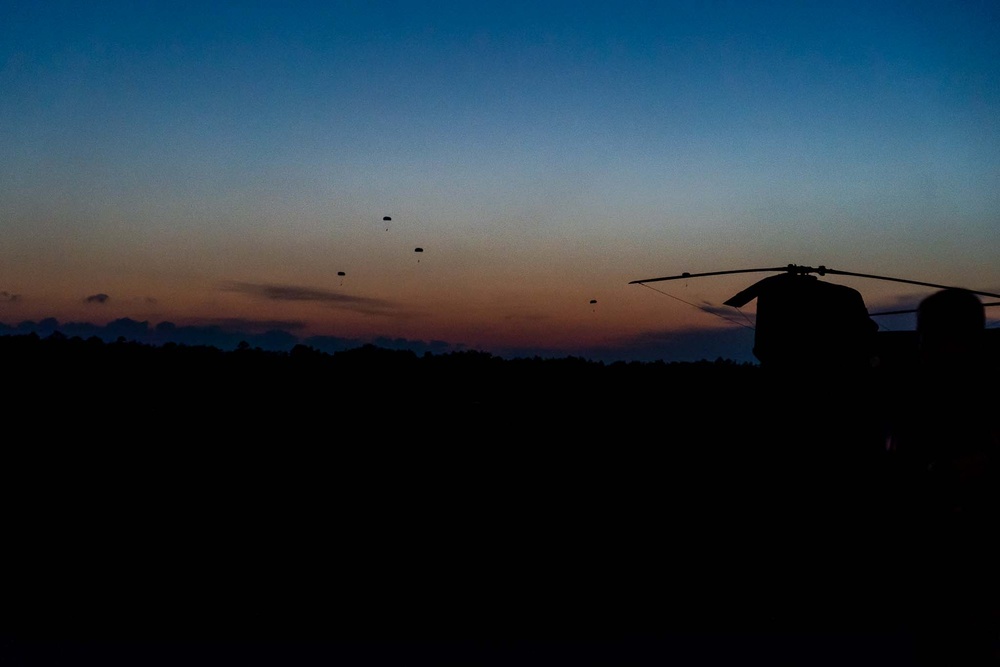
{"left": 2, "top": 1, "right": 998, "bottom": 363}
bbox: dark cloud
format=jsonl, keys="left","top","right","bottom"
{"left": 202, "top": 317, "right": 308, "bottom": 333}
{"left": 85, "top": 293, "right": 110, "bottom": 304}
{"left": 0, "top": 312, "right": 766, "bottom": 362}
{"left": 604, "top": 325, "right": 758, "bottom": 364}
{"left": 867, "top": 292, "right": 926, "bottom": 314}
{"left": 699, "top": 301, "right": 756, "bottom": 327}
{"left": 222, "top": 282, "right": 401, "bottom": 317}
{"left": 866, "top": 292, "right": 935, "bottom": 331}
{"left": 0, "top": 316, "right": 459, "bottom": 358}
{"left": 474, "top": 325, "right": 759, "bottom": 364}
{"left": 1, "top": 291, "right": 21, "bottom": 302}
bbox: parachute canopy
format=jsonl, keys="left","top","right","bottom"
{"left": 414, "top": 247, "right": 423, "bottom": 252}
{"left": 383, "top": 216, "right": 391, "bottom": 221}
{"left": 337, "top": 271, "right": 346, "bottom": 277}
{"left": 589, "top": 299, "right": 597, "bottom": 304}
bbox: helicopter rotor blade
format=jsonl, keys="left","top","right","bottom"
{"left": 871, "top": 301, "right": 1000, "bottom": 317}
{"left": 628, "top": 265, "right": 797, "bottom": 285}
{"left": 815, "top": 268, "right": 1000, "bottom": 301}
{"left": 630, "top": 263, "right": 1000, "bottom": 301}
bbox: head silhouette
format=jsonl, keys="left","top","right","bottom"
{"left": 916, "top": 288, "right": 985, "bottom": 372}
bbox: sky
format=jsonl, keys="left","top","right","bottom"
{"left": 2, "top": 0, "right": 998, "bottom": 364}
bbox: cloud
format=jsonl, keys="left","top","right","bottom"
{"left": 0, "top": 316, "right": 461, "bottom": 359}
{"left": 865, "top": 291, "right": 943, "bottom": 332}
{"left": 482, "top": 325, "right": 759, "bottom": 364}
{"left": 85, "top": 293, "right": 110, "bottom": 304}
{"left": 222, "top": 282, "right": 402, "bottom": 317}
{"left": 200, "top": 317, "right": 309, "bottom": 333}
{"left": 606, "top": 325, "right": 758, "bottom": 364}
{"left": 0, "top": 291, "right": 20, "bottom": 302}
{"left": 0, "top": 312, "right": 765, "bottom": 363}
{"left": 698, "top": 301, "right": 757, "bottom": 328}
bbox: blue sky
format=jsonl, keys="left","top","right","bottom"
{"left": 2, "top": 1, "right": 998, "bottom": 363}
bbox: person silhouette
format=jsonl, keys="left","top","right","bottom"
{"left": 888, "top": 288, "right": 996, "bottom": 517}
{"left": 885, "top": 287, "right": 998, "bottom": 663}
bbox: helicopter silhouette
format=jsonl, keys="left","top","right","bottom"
{"left": 630, "top": 263, "right": 1000, "bottom": 374}
{"left": 630, "top": 261, "right": 1000, "bottom": 525}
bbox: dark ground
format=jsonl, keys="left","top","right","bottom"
{"left": 6, "top": 413, "right": 988, "bottom": 666}
{"left": 3, "top": 334, "right": 997, "bottom": 665}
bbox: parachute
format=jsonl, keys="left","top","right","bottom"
{"left": 382, "top": 216, "right": 391, "bottom": 232}
{"left": 414, "top": 247, "right": 423, "bottom": 263}
{"left": 337, "top": 270, "right": 346, "bottom": 286}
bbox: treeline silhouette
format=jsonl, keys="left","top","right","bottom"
{"left": 4, "top": 330, "right": 760, "bottom": 436}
